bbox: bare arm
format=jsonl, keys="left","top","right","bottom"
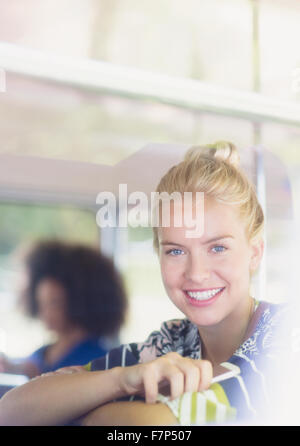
{"left": 0, "top": 367, "right": 124, "bottom": 426}
{"left": 80, "top": 401, "right": 178, "bottom": 426}
{"left": 0, "top": 353, "right": 212, "bottom": 426}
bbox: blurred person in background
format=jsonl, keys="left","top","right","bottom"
{"left": 0, "top": 240, "right": 127, "bottom": 378}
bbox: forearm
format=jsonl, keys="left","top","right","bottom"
{"left": 0, "top": 355, "right": 40, "bottom": 379}
{"left": 0, "top": 367, "right": 125, "bottom": 426}
{"left": 81, "top": 401, "right": 178, "bottom": 426}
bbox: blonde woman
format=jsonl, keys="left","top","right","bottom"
{"left": 0, "top": 142, "right": 285, "bottom": 426}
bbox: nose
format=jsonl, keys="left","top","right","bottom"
{"left": 184, "top": 253, "right": 210, "bottom": 283}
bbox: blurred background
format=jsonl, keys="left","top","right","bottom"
{"left": 0, "top": 0, "right": 299, "bottom": 366}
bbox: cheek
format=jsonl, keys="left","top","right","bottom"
{"left": 216, "top": 253, "right": 250, "bottom": 284}
{"left": 160, "top": 259, "right": 184, "bottom": 288}
{"left": 224, "top": 254, "right": 251, "bottom": 289}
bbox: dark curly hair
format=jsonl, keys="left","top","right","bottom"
{"left": 21, "top": 240, "right": 128, "bottom": 337}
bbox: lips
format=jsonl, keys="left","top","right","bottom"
{"left": 184, "top": 287, "right": 225, "bottom": 307}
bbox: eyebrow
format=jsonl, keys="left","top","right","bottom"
{"left": 160, "top": 235, "right": 234, "bottom": 246}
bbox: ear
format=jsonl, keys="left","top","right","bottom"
{"left": 249, "top": 238, "right": 264, "bottom": 274}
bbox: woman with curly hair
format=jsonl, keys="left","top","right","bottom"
{"left": 0, "top": 241, "right": 127, "bottom": 378}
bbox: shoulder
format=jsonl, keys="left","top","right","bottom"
{"left": 88, "top": 343, "right": 138, "bottom": 371}
{"left": 27, "top": 344, "right": 48, "bottom": 362}
{"left": 25, "top": 344, "right": 49, "bottom": 372}
{"left": 88, "top": 318, "right": 193, "bottom": 370}
{"left": 76, "top": 337, "right": 107, "bottom": 355}
{"left": 255, "top": 300, "right": 287, "bottom": 335}
{"left": 131, "top": 318, "right": 198, "bottom": 363}
{"left": 236, "top": 300, "right": 287, "bottom": 358}
{"left": 56, "top": 338, "right": 108, "bottom": 368}
{"left": 147, "top": 318, "right": 192, "bottom": 344}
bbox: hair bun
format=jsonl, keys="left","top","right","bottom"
{"left": 185, "top": 140, "right": 240, "bottom": 168}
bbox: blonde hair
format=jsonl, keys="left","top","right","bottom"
{"left": 153, "top": 141, "right": 264, "bottom": 252}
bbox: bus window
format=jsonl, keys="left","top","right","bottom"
{"left": 0, "top": 202, "right": 99, "bottom": 358}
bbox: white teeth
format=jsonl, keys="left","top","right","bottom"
{"left": 187, "top": 288, "right": 223, "bottom": 301}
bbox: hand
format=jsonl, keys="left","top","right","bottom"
{"left": 119, "top": 352, "right": 213, "bottom": 404}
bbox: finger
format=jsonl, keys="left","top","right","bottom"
{"left": 180, "top": 361, "right": 201, "bottom": 393}
{"left": 143, "top": 366, "right": 159, "bottom": 404}
{"left": 144, "top": 362, "right": 184, "bottom": 403}
{"left": 197, "top": 360, "right": 213, "bottom": 391}
{"left": 161, "top": 364, "right": 184, "bottom": 400}
{"left": 165, "top": 354, "right": 201, "bottom": 393}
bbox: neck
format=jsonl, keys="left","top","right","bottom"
{"left": 199, "top": 297, "right": 254, "bottom": 366}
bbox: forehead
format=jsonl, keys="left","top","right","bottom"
{"left": 157, "top": 195, "right": 246, "bottom": 243}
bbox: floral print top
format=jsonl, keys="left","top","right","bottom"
{"left": 86, "top": 300, "right": 287, "bottom": 423}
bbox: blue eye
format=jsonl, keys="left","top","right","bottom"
{"left": 212, "top": 245, "right": 226, "bottom": 253}
{"left": 166, "top": 248, "right": 184, "bottom": 256}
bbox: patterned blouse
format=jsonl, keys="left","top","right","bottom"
{"left": 85, "top": 300, "right": 286, "bottom": 425}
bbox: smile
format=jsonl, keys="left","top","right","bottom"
{"left": 185, "top": 287, "right": 225, "bottom": 302}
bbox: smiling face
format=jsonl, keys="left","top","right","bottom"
{"left": 158, "top": 196, "right": 263, "bottom": 328}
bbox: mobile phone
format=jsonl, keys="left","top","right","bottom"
{"left": 212, "top": 362, "right": 240, "bottom": 384}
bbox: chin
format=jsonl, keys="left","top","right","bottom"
{"left": 188, "top": 308, "right": 227, "bottom": 328}
{"left": 191, "top": 316, "right": 220, "bottom": 328}
{"left": 44, "top": 322, "right": 59, "bottom": 332}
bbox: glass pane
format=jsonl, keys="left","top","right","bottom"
{"left": 260, "top": 0, "right": 300, "bottom": 102}
{"left": 1, "top": 75, "right": 256, "bottom": 166}
{"left": 0, "top": 202, "right": 99, "bottom": 356}
{"left": 0, "top": 0, "right": 253, "bottom": 90}
{"left": 0, "top": 0, "right": 95, "bottom": 58}
{"left": 91, "top": 0, "right": 253, "bottom": 90}
{"left": 261, "top": 122, "right": 300, "bottom": 304}
{"left": 0, "top": 74, "right": 198, "bottom": 165}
